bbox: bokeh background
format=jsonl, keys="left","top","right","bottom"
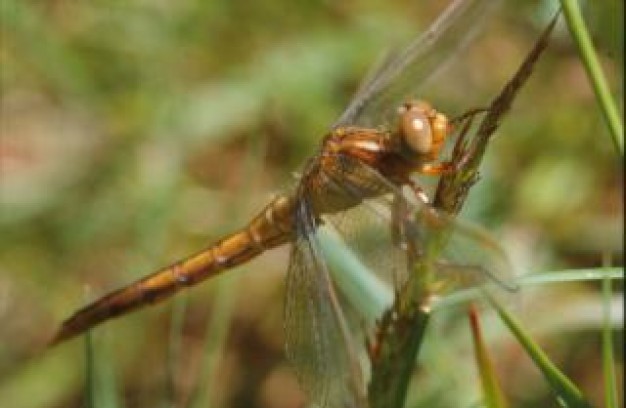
{"left": 0, "top": 1, "right": 622, "bottom": 407}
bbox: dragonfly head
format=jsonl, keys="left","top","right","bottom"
{"left": 397, "top": 100, "right": 449, "bottom": 162}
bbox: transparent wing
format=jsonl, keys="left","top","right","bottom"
{"left": 319, "top": 156, "right": 410, "bottom": 290}
{"left": 284, "top": 156, "right": 516, "bottom": 406}
{"left": 405, "top": 204, "right": 517, "bottom": 297}
{"left": 334, "top": 0, "right": 500, "bottom": 129}
{"left": 318, "top": 154, "right": 516, "bottom": 303}
{"left": 284, "top": 197, "right": 365, "bottom": 408}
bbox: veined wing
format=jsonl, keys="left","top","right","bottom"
{"left": 318, "top": 154, "right": 516, "bottom": 305}
{"left": 284, "top": 197, "right": 366, "bottom": 408}
{"left": 334, "top": 0, "right": 500, "bottom": 129}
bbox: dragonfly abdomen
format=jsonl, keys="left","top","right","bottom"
{"left": 51, "top": 195, "right": 296, "bottom": 345}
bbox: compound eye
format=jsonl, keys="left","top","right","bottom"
{"left": 401, "top": 108, "right": 432, "bottom": 154}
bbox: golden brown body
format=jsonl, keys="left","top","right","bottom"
{"left": 52, "top": 194, "right": 295, "bottom": 344}
{"left": 52, "top": 101, "right": 450, "bottom": 345}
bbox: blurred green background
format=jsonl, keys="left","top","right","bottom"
{"left": 0, "top": 1, "right": 622, "bottom": 407}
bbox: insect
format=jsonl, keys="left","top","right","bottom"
{"left": 52, "top": 0, "right": 513, "bottom": 406}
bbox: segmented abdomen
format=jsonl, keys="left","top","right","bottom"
{"left": 52, "top": 195, "right": 295, "bottom": 345}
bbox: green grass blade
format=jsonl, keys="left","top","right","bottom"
{"left": 166, "top": 295, "right": 188, "bottom": 407}
{"left": 559, "top": 0, "right": 624, "bottom": 155}
{"left": 434, "top": 267, "right": 623, "bottom": 310}
{"left": 189, "top": 275, "right": 237, "bottom": 408}
{"left": 491, "top": 299, "right": 592, "bottom": 408}
{"left": 84, "top": 331, "right": 95, "bottom": 408}
{"left": 81, "top": 285, "right": 120, "bottom": 408}
{"left": 468, "top": 305, "right": 508, "bottom": 408}
{"left": 83, "top": 331, "right": 121, "bottom": 408}
{"left": 601, "top": 258, "right": 619, "bottom": 408}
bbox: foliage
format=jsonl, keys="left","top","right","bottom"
{"left": 0, "top": 1, "right": 622, "bottom": 407}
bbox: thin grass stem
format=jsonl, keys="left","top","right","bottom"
{"left": 491, "top": 299, "right": 593, "bottom": 408}
{"left": 189, "top": 275, "right": 237, "bottom": 408}
{"left": 559, "top": 0, "right": 624, "bottom": 154}
{"left": 601, "top": 255, "right": 619, "bottom": 408}
{"left": 434, "top": 267, "right": 623, "bottom": 310}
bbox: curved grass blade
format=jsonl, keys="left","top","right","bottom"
{"left": 559, "top": 0, "right": 624, "bottom": 155}
{"left": 490, "top": 298, "right": 593, "bottom": 408}
{"left": 434, "top": 267, "right": 623, "bottom": 310}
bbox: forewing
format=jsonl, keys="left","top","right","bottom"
{"left": 334, "top": 0, "right": 499, "bottom": 129}
{"left": 284, "top": 198, "right": 365, "bottom": 408}
{"left": 284, "top": 156, "right": 516, "bottom": 405}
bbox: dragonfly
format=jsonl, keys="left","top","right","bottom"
{"left": 52, "top": 0, "right": 513, "bottom": 406}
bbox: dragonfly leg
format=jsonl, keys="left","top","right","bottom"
{"left": 406, "top": 180, "right": 430, "bottom": 205}
{"left": 417, "top": 162, "right": 455, "bottom": 176}
{"left": 390, "top": 190, "right": 422, "bottom": 286}
{"left": 446, "top": 105, "right": 491, "bottom": 169}
{"left": 449, "top": 106, "right": 489, "bottom": 126}
{"left": 451, "top": 110, "right": 476, "bottom": 157}
{"left": 417, "top": 142, "right": 474, "bottom": 176}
